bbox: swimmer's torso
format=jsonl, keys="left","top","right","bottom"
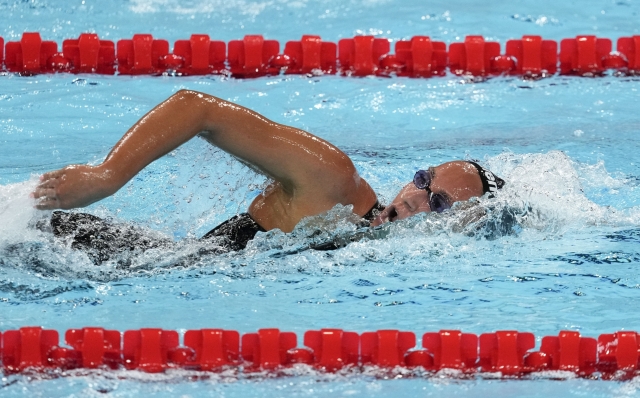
{"left": 248, "top": 178, "right": 379, "bottom": 233}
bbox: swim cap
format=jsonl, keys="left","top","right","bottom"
{"left": 467, "top": 161, "right": 505, "bottom": 195}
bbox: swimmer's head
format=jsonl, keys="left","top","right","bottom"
{"left": 371, "top": 161, "right": 505, "bottom": 226}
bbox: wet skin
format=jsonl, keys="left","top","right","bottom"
{"left": 31, "top": 90, "right": 484, "bottom": 232}
{"left": 371, "top": 161, "right": 484, "bottom": 226}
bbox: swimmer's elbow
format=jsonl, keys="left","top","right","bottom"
{"left": 171, "top": 89, "right": 224, "bottom": 136}
{"left": 173, "top": 89, "right": 220, "bottom": 110}
{"left": 173, "top": 88, "right": 205, "bottom": 99}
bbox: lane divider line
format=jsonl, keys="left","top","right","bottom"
{"left": 1, "top": 327, "right": 639, "bottom": 379}
{"left": 1, "top": 33, "right": 639, "bottom": 77}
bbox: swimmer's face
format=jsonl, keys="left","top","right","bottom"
{"left": 371, "top": 161, "right": 484, "bottom": 226}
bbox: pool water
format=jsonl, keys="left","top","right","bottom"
{"left": 2, "top": 0, "right": 640, "bottom": 396}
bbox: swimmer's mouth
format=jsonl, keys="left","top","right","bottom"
{"left": 373, "top": 205, "right": 399, "bottom": 226}
{"left": 387, "top": 206, "right": 398, "bottom": 222}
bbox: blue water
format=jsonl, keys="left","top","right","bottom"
{"left": 2, "top": 0, "right": 640, "bottom": 396}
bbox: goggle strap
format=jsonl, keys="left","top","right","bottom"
{"left": 467, "top": 161, "right": 505, "bottom": 195}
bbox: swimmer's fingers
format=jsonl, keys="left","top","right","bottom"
{"left": 33, "top": 196, "right": 61, "bottom": 210}
{"left": 40, "top": 170, "right": 63, "bottom": 181}
{"left": 31, "top": 186, "right": 57, "bottom": 200}
{"left": 31, "top": 187, "right": 61, "bottom": 210}
{"left": 31, "top": 175, "right": 60, "bottom": 203}
{"left": 35, "top": 179, "right": 59, "bottom": 192}
{"left": 37, "top": 170, "right": 63, "bottom": 188}
{"left": 31, "top": 185, "right": 63, "bottom": 210}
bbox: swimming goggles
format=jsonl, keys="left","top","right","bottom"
{"left": 413, "top": 169, "right": 452, "bottom": 213}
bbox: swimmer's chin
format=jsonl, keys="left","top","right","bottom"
{"left": 371, "top": 216, "right": 385, "bottom": 227}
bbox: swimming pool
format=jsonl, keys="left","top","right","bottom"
{"left": 2, "top": 0, "right": 640, "bottom": 396}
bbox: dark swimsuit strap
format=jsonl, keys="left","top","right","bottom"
{"left": 201, "top": 213, "right": 266, "bottom": 251}
{"left": 362, "top": 201, "right": 385, "bottom": 223}
{"left": 202, "top": 200, "right": 385, "bottom": 251}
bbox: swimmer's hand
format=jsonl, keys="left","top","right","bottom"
{"left": 31, "top": 165, "right": 117, "bottom": 210}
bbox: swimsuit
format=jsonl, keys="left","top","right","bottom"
{"left": 201, "top": 201, "right": 385, "bottom": 251}
{"left": 49, "top": 201, "right": 385, "bottom": 263}
{"left": 49, "top": 211, "right": 174, "bottom": 264}
{"left": 200, "top": 213, "right": 266, "bottom": 252}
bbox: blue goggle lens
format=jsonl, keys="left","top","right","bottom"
{"left": 413, "top": 169, "right": 452, "bottom": 213}
{"left": 413, "top": 169, "right": 431, "bottom": 190}
{"left": 429, "top": 193, "right": 451, "bottom": 213}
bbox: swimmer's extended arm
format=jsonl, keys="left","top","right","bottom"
{"left": 32, "top": 90, "right": 376, "bottom": 214}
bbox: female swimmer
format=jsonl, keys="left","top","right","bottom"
{"left": 31, "top": 90, "right": 504, "bottom": 254}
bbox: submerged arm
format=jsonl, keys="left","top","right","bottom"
{"left": 32, "top": 90, "right": 372, "bottom": 212}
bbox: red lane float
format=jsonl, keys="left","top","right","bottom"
{"left": 62, "top": 33, "right": 115, "bottom": 74}
{"left": 420, "top": 330, "right": 477, "bottom": 371}
{"left": 173, "top": 34, "right": 226, "bottom": 75}
{"left": 360, "top": 329, "right": 415, "bottom": 367}
{"left": 2, "top": 327, "right": 59, "bottom": 372}
{"left": 338, "top": 35, "right": 390, "bottom": 76}
{"left": 117, "top": 34, "right": 170, "bottom": 75}
{"left": 241, "top": 328, "right": 297, "bottom": 369}
{"left": 617, "top": 35, "right": 640, "bottom": 74}
{"left": 539, "top": 331, "right": 597, "bottom": 375}
{"left": 1, "top": 32, "right": 638, "bottom": 77}
{"left": 180, "top": 329, "right": 239, "bottom": 370}
{"left": 123, "top": 328, "right": 179, "bottom": 372}
{"left": 391, "top": 36, "right": 447, "bottom": 77}
{"left": 65, "top": 327, "right": 122, "bottom": 369}
{"left": 479, "top": 330, "right": 535, "bottom": 374}
{"left": 302, "top": 328, "right": 358, "bottom": 370}
{"left": 282, "top": 35, "right": 337, "bottom": 75}
{"left": 560, "top": 35, "right": 620, "bottom": 76}
{"left": 228, "top": 35, "right": 279, "bottom": 77}
{"left": 598, "top": 331, "right": 640, "bottom": 374}
{"left": 2, "top": 327, "right": 640, "bottom": 379}
{"left": 505, "top": 35, "right": 558, "bottom": 76}
{"left": 5, "top": 32, "right": 58, "bottom": 74}
{"left": 449, "top": 35, "right": 501, "bottom": 76}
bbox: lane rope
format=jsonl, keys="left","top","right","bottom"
{"left": 1, "top": 33, "right": 639, "bottom": 78}
{"left": 2, "top": 327, "right": 639, "bottom": 379}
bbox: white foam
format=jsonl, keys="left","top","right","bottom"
{"left": 1, "top": 151, "right": 639, "bottom": 281}
{"left": 0, "top": 177, "right": 47, "bottom": 244}
{"left": 129, "top": 0, "right": 271, "bottom": 17}
{"left": 486, "top": 151, "right": 640, "bottom": 230}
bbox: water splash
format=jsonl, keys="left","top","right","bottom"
{"left": 1, "top": 151, "right": 639, "bottom": 286}
{"left": 0, "top": 177, "right": 45, "bottom": 244}
{"left": 486, "top": 151, "right": 640, "bottom": 231}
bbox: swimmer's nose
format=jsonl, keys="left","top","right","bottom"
{"left": 399, "top": 184, "right": 432, "bottom": 213}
